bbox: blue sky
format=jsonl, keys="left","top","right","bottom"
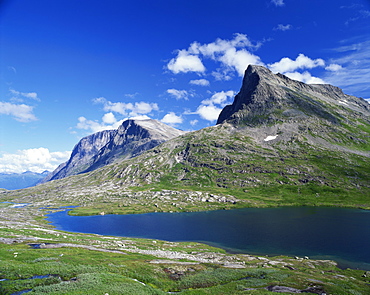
{"left": 0, "top": 0, "right": 369, "bottom": 173}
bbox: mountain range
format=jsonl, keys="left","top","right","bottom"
{"left": 4, "top": 65, "right": 370, "bottom": 212}
{"left": 0, "top": 171, "right": 49, "bottom": 190}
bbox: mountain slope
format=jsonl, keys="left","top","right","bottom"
{"left": 4, "top": 65, "right": 370, "bottom": 213}
{"left": 40, "top": 129, "right": 116, "bottom": 183}
{"left": 41, "top": 119, "right": 186, "bottom": 183}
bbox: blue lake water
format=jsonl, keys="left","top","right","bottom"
{"left": 47, "top": 207, "right": 370, "bottom": 270}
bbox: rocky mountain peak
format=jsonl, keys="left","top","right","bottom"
{"left": 217, "top": 65, "right": 370, "bottom": 126}
{"left": 40, "top": 119, "right": 186, "bottom": 183}
{"left": 85, "top": 119, "right": 186, "bottom": 172}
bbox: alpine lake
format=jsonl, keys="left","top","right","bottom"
{"left": 47, "top": 206, "right": 370, "bottom": 271}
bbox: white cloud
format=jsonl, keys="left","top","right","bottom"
{"left": 0, "top": 148, "right": 71, "bottom": 174}
{"left": 132, "top": 101, "right": 159, "bottom": 114}
{"left": 284, "top": 71, "right": 326, "bottom": 84}
{"left": 189, "top": 33, "right": 261, "bottom": 56}
{"left": 124, "top": 92, "right": 139, "bottom": 99}
{"left": 189, "top": 79, "right": 210, "bottom": 86}
{"left": 93, "top": 97, "right": 159, "bottom": 117}
{"left": 76, "top": 116, "right": 123, "bottom": 133}
{"left": 218, "top": 48, "right": 263, "bottom": 76}
{"left": 212, "top": 70, "right": 233, "bottom": 81}
{"left": 268, "top": 53, "right": 325, "bottom": 73}
{"left": 161, "top": 112, "right": 183, "bottom": 126}
{"left": 167, "top": 34, "right": 264, "bottom": 79}
{"left": 167, "top": 50, "right": 206, "bottom": 74}
{"left": 201, "top": 90, "right": 235, "bottom": 106}
{"left": 193, "top": 90, "right": 235, "bottom": 122}
{"left": 10, "top": 88, "right": 40, "bottom": 101}
{"left": 166, "top": 89, "right": 189, "bottom": 100}
{"left": 78, "top": 97, "right": 160, "bottom": 134}
{"left": 267, "top": 54, "right": 326, "bottom": 84}
{"left": 325, "top": 63, "right": 343, "bottom": 71}
{"left": 271, "top": 0, "right": 285, "bottom": 6}
{"left": 190, "top": 119, "right": 198, "bottom": 126}
{"left": 342, "top": 5, "right": 370, "bottom": 26}
{"left": 273, "top": 24, "right": 292, "bottom": 31}
{"left": 102, "top": 112, "right": 117, "bottom": 124}
{"left": 196, "top": 104, "right": 223, "bottom": 121}
{"left": 0, "top": 101, "right": 37, "bottom": 122}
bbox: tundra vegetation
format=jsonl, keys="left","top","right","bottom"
{"left": 1, "top": 204, "right": 370, "bottom": 294}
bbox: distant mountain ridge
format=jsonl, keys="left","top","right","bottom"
{"left": 0, "top": 171, "right": 49, "bottom": 190}
{"left": 40, "top": 119, "right": 186, "bottom": 183}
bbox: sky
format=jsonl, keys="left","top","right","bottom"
{"left": 0, "top": 0, "right": 370, "bottom": 174}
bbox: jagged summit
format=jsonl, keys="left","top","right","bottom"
{"left": 217, "top": 65, "right": 370, "bottom": 125}
{"left": 83, "top": 119, "right": 186, "bottom": 173}
{"left": 40, "top": 118, "right": 186, "bottom": 183}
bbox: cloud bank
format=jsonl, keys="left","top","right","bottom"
{"left": 167, "top": 34, "right": 264, "bottom": 80}
{"left": 268, "top": 53, "right": 326, "bottom": 84}
{"left": 0, "top": 148, "right": 71, "bottom": 174}
{"left": 94, "top": 97, "right": 159, "bottom": 117}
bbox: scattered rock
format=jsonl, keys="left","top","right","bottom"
{"left": 266, "top": 285, "right": 302, "bottom": 293}
{"left": 265, "top": 285, "right": 326, "bottom": 294}
{"left": 149, "top": 260, "right": 199, "bottom": 265}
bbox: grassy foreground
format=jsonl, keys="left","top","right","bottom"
{"left": 1, "top": 203, "right": 370, "bottom": 294}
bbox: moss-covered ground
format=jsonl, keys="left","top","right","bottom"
{"left": 1, "top": 226, "right": 370, "bottom": 294}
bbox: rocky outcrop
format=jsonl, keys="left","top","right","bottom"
{"left": 41, "top": 119, "right": 186, "bottom": 183}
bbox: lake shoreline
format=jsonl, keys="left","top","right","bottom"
{"left": 46, "top": 206, "right": 370, "bottom": 271}
{"left": 1, "top": 202, "right": 370, "bottom": 294}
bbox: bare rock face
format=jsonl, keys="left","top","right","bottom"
{"left": 217, "top": 65, "right": 370, "bottom": 126}
{"left": 84, "top": 119, "right": 186, "bottom": 173}
{"left": 40, "top": 119, "right": 185, "bottom": 183}
{"left": 40, "top": 130, "right": 115, "bottom": 183}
